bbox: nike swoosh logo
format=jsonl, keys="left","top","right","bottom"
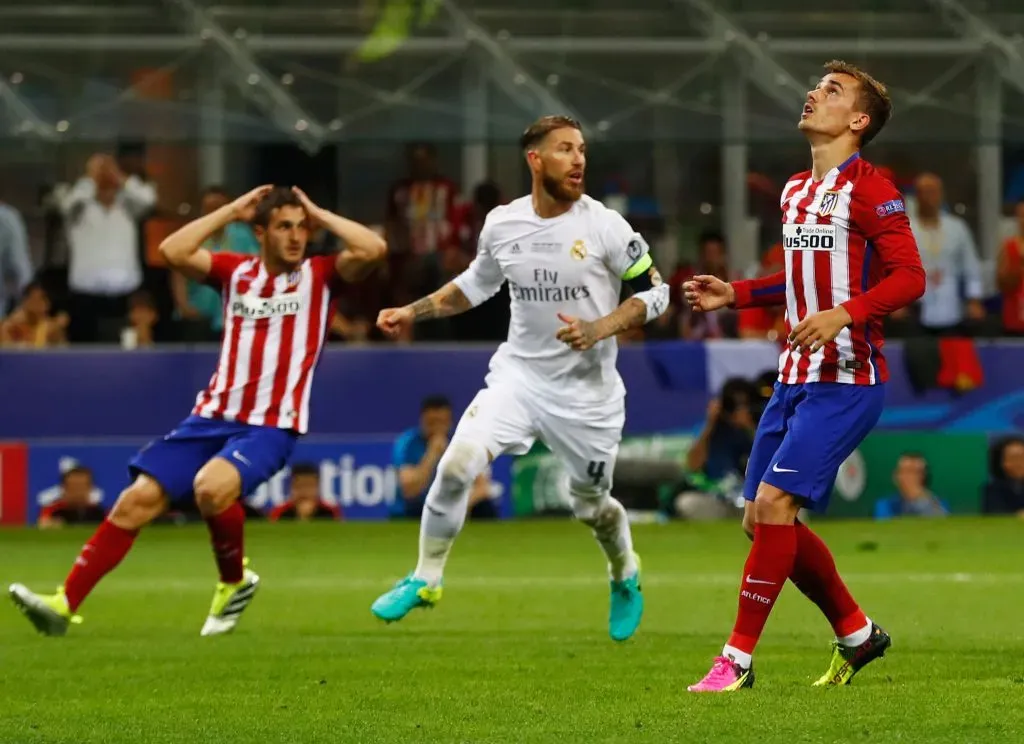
{"left": 746, "top": 575, "right": 777, "bottom": 585}
{"left": 772, "top": 463, "right": 798, "bottom": 473}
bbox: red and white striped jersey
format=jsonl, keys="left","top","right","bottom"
{"left": 733, "top": 153, "right": 925, "bottom": 386}
{"left": 192, "top": 253, "right": 341, "bottom": 433}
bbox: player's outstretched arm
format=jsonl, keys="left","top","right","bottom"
{"left": 159, "top": 185, "right": 272, "bottom": 281}
{"left": 376, "top": 282, "right": 474, "bottom": 340}
{"left": 291, "top": 188, "right": 387, "bottom": 282}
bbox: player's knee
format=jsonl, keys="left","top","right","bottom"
{"left": 109, "top": 476, "right": 166, "bottom": 529}
{"left": 569, "top": 484, "right": 609, "bottom": 527}
{"left": 193, "top": 460, "right": 241, "bottom": 515}
{"left": 437, "top": 440, "right": 488, "bottom": 491}
{"left": 753, "top": 483, "right": 798, "bottom": 524}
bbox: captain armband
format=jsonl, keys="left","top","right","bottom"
{"left": 622, "top": 254, "right": 670, "bottom": 321}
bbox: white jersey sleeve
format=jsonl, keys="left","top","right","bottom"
{"left": 453, "top": 217, "right": 505, "bottom": 307}
{"left": 598, "top": 207, "right": 651, "bottom": 279}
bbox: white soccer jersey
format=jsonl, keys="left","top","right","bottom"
{"left": 453, "top": 195, "right": 653, "bottom": 409}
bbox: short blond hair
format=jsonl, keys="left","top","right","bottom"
{"left": 823, "top": 60, "right": 893, "bottom": 146}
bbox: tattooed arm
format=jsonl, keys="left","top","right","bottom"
{"left": 407, "top": 281, "right": 474, "bottom": 322}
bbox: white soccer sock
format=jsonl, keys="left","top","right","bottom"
{"left": 413, "top": 441, "right": 489, "bottom": 586}
{"left": 722, "top": 645, "right": 753, "bottom": 670}
{"left": 581, "top": 496, "right": 638, "bottom": 581}
{"left": 838, "top": 618, "right": 873, "bottom": 647}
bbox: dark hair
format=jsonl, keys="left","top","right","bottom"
{"left": 473, "top": 181, "right": 502, "bottom": 212}
{"left": 291, "top": 462, "right": 319, "bottom": 479}
{"left": 22, "top": 280, "right": 46, "bottom": 297}
{"left": 519, "top": 115, "right": 582, "bottom": 151}
{"left": 698, "top": 229, "right": 726, "bottom": 247}
{"left": 897, "top": 451, "right": 930, "bottom": 486}
{"left": 421, "top": 395, "right": 452, "bottom": 412}
{"left": 61, "top": 465, "right": 92, "bottom": 483}
{"left": 719, "top": 377, "right": 756, "bottom": 415}
{"left": 990, "top": 436, "right": 1024, "bottom": 479}
{"left": 822, "top": 59, "right": 893, "bottom": 147}
{"left": 128, "top": 289, "right": 156, "bottom": 311}
{"left": 252, "top": 187, "right": 304, "bottom": 228}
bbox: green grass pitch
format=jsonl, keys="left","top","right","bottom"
{"left": 2, "top": 518, "right": 1023, "bottom": 743}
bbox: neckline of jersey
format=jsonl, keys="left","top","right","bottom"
{"left": 810, "top": 151, "right": 860, "bottom": 185}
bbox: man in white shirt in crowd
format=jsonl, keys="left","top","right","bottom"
{"left": 0, "top": 195, "right": 34, "bottom": 320}
{"left": 908, "top": 172, "right": 985, "bottom": 335}
{"left": 369, "top": 115, "right": 670, "bottom": 643}
{"left": 61, "top": 153, "right": 157, "bottom": 342}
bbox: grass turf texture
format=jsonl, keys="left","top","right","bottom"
{"left": 2, "top": 518, "right": 1023, "bottom": 743}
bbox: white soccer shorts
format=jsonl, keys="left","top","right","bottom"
{"left": 453, "top": 380, "right": 625, "bottom": 490}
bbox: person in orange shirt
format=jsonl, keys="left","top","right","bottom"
{"left": 998, "top": 200, "right": 1024, "bottom": 336}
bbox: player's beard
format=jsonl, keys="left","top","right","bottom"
{"left": 541, "top": 172, "right": 583, "bottom": 203}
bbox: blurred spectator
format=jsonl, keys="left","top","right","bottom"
{"left": 908, "top": 173, "right": 985, "bottom": 335}
{"left": 61, "top": 153, "right": 157, "bottom": 343}
{"left": 330, "top": 310, "right": 372, "bottom": 344}
{"left": 269, "top": 463, "right": 340, "bottom": 521}
{"left": 123, "top": 290, "right": 159, "bottom": 349}
{"left": 38, "top": 466, "right": 106, "bottom": 529}
{"left": 996, "top": 199, "right": 1024, "bottom": 336}
{"left": 172, "top": 186, "right": 260, "bottom": 341}
{"left": 390, "top": 395, "right": 495, "bottom": 519}
{"left": 685, "top": 379, "right": 757, "bottom": 485}
{"left": 677, "top": 230, "right": 737, "bottom": 340}
{"left": 874, "top": 452, "right": 948, "bottom": 519}
{"left": 385, "top": 142, "right": 459, "bottom": 303}
{"left": 0, "top": 197, "right": 34, "bottom": 319}
{"left": 737, "top": 243, "right": 786, "bottom": 341}
{"left": 0, "top": 282, "right": 68, "bottom": 347}
{"left": 982, "top": 436, "right": 1024, "bottom": 517}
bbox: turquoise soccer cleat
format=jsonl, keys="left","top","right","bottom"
{"left": 371, "top": 575, "right": 442, "bottom": 623}
{"left": 608, "top": 553, "right": 643, "bottom": 642}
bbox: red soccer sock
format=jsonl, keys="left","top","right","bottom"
{"left": 789, "top": 520, "right": 868, "bottom": 638}
{"left": 64, "top": 520, "right": 139, "bottom": 612}
{"left": 205, "top": 501, "right": 245, "bottom": 584}
{"left": 727, "top": 523, "right": 798, "bottom": 655}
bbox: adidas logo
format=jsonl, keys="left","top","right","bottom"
{"left": 511, "top": 243, "right": 521, "bottom": 254}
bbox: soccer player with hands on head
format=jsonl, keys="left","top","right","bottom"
{"left": 10, "top": 185, "right": 386, "bottom": 637}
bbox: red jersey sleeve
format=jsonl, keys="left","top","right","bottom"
{"left": 310, "top": 254, "right": 345, "bottom": 296}
{"left": 841, "top": 177, "right": 926, "bottom": 324}
{"left": 731, "top": 270, "right": 787, "bottom": 309}
{"left": 204, "top": 253, "right": 250, "bottom": 289}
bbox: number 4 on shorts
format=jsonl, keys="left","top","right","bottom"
{"left": 587, "top": 460, "right": 606, "bottom": 486}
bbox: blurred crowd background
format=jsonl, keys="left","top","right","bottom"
{"left": 4, "top": 0, "right": 1024, "bottom": 349}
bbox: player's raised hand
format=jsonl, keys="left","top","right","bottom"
{"left": 230, "top": 185, "right": 274, "bottom": 222}
{"left": 377, "top": 306, "right": 415, "bottom": 339}
{"left": 789, "top": 306, "right": 853, "bottom": 353}
{"left": 683, "top": 275, "right": 735, "bottom": 312}
{"left": 556, "top": 312, "right": 600, "bottom": 351}
{"left": 291, "top": 186, "right": 325, "bottom": 224}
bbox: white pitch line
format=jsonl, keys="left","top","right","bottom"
{"left": 45, "top": 572, "right": 1024, "bottom": 593}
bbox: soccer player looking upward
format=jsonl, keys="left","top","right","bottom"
{"left": 10, "top": 186, "right": 386, "bottom": 637}
{"left": 684, "top": 61, "right": 926, "bottom": 691}
{"left": 370, "top": 115, "right": 670, "bottom": 642}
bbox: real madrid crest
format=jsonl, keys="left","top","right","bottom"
{"left": 818, "top": 190, "right": 841, "bottom": 218}
{"left": 570, "top": 240, "right": 587, "bottom": 261}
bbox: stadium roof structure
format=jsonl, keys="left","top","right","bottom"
{"left": 2, "top": 0, "right": 1024, "bottom": 150}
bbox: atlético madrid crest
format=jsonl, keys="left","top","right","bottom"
{"left": 818, "top": 190, "right": 841, "bottom": 218}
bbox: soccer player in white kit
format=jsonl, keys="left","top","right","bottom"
{"left": 370, "top": 116, "right": 670, "bottom": 641}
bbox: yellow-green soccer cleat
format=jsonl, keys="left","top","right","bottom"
{"left": 8, "top": 584, "right": 82, "bottom": 637}
{"left": 200, "top": 564, "right": 260, "bottom": 637}
{"left": 813, "top": 623, "right": 892, "bottom": 687}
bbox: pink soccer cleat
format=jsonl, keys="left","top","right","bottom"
{"left": 687, "top": 656, "right": 756, "bottom": 692}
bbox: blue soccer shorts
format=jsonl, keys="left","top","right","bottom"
{"left": 129, "top": 415, "right": 297, "bottom": 501}
{"left": 743, "top": 382, "right": 885, "bottom": 512}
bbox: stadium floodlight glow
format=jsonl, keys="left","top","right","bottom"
{"left": 926, "top": 0, "right": 1024, "bottom": 98}
{"left": 0, "top": 80, "right": 60, "bottom": 141}
{"left": 670, "top": 0, "right": 806, "bottom": 113}
{"left": 160, "top": 0, "right": 326, "bottom": 155}
{"left": 439, "top": 0, "right": 593, "bottom": 133}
